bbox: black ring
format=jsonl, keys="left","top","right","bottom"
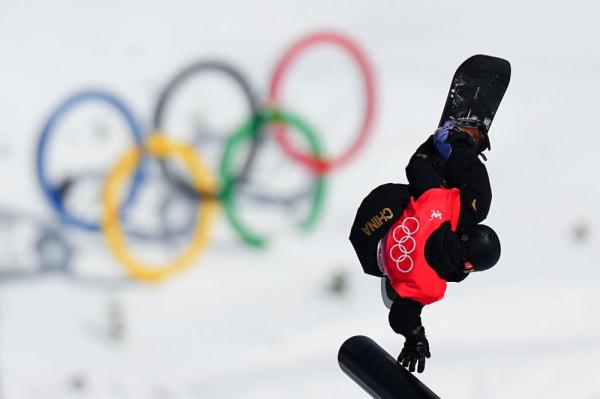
{"left": 152, "top": 60, "right": 263, "bottom": 200}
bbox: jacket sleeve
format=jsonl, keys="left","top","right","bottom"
{"left": 445, "top": 147, "right": 492, "bottom": 229}
{"left": 389, "top": 296, "right": 424, "bottom": 336}
{"left": 405, "top": 136, "right": 446, "bottom": 200}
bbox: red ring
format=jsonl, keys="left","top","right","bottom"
{"left": 268, "top": 31, "right": 377, "bottom": 174}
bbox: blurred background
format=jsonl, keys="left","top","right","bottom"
{"left": 1, "top": 0, "right": 599, "bottom": 398}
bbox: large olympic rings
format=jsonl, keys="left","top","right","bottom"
{"left": 269, "top": 31, "right": 377, "bottom": 174}
{"left": 220, "top": 109, "right": 326, "bottom": 247}
{"left": 36, "top": 90, "right": 146, "bottom": 231}
{"left": 101, "top": 134, "right": 219, "bottom": 282}
{"left": 27, "top": 30, "right": 377, "bottom": 284}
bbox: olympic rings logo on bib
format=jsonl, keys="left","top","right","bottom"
{"left": 389, "top": 217, "right": 420, "bottom": 273}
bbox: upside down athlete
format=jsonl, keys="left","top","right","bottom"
{"left": 349, "top": 119, "right": 501, "bottom": 373}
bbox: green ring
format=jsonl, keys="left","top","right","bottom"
{"left": 219, "top": 108, "right": 326, "bottom": 247}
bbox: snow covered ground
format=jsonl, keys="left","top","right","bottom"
{"left": 1, "top": 0, "right": 600, "bottom": 397}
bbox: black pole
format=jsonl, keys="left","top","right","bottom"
{"left": 338, "top": 335, "right": 441, "bottom": 399}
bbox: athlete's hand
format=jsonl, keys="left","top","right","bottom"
{"left": 446, "top": 128, "right": 480, "bottom": 163}
{"left": 449, "top": 123, "right": 490, "bottom": 153}
{"left": 398, "top": 325, "right": 431, "bottom": 373}
{"left": 448, "top": 128, "right": 477, "bottom": 149}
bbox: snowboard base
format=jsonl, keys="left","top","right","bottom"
{"left": 438, "top": 54, "right": 511, "bottom": 134}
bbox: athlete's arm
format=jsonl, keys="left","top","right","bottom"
{"left": 445, "top": 132, "right": 492, "bottom": 228}
{"left": 405, "top": 136, "right": 445, "bottom": 199}
{"left": 390, "top": 296, "right": 431, "bottom": 373}
{"left": 389, "top": 296, "right": 423, "bottom": 335}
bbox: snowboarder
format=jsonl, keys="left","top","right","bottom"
{"left": 349, "top": 118, "right": 501, "bottom": 374}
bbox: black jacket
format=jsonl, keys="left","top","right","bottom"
{"left": 389, "top": 135, "right": 492, "bottom": 336}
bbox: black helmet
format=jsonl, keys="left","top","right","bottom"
{"left": 459, "top": 224, "right": 501, "bottom": 271}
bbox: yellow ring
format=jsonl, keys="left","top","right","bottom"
{"left": 101, "top": 133, "right": 219, "bottom": 282}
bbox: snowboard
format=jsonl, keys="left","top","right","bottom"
{"left": 438, "top": 54, "right": 511, "bottom": 134}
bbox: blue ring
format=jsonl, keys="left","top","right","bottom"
{"left": 35, "top": 90, "right": 146, "bottom": 231}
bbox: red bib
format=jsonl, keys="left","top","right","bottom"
{"left": 380, "top": 188, "right": 461, "bottom": 305}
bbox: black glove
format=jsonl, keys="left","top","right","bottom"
{"left": 397, "top": 325, "right": 431, "bottom": 373}
{"left": 448, "top": 128, "right": 477, "bottom": 148}
{"left": 449, "top": 125, "right": 490, "bottom": 154}
{"left": 445, "top": 129, "right": 479, "bottom": 163}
